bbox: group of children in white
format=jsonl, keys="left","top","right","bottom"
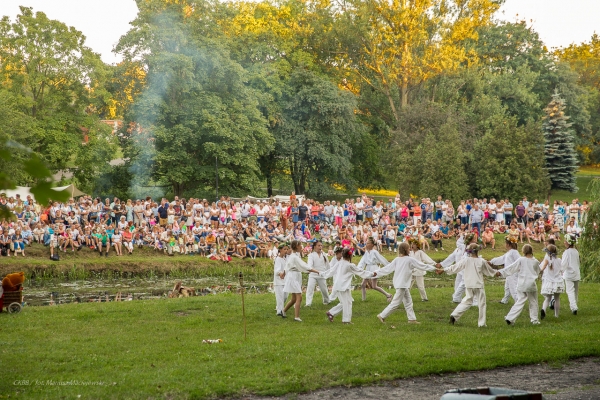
{"left": 272, "top": 233, "right": 581, "bottom": 326}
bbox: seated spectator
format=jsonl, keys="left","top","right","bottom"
{"left": 246, "top": 240, "right": 259, "bottom": 259}
{"left": 481, "top": 227, "right": 495, "bottom": 249}
{"left": 431, "top": 229, "right": 443, "bottom": 251}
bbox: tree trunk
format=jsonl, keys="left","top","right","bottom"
{"left": 401, "top": 41, "right": 409, "bottom": 108}
{"left": 290, "top": 159, "right": 300, "bottom": 195}
{"left": 266, "top": 171, "right": 273, "bottom": 197}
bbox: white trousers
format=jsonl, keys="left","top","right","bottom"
{"left": 452, "top": 271, "right": 465, "bottom": 302}
{"left": 501, "top": 275, "right": 519, "bottom": 303}
{"left": 306, "top": 276, "right": 330, "bottom": 306}
{"left": 274, "top": 285, "right": 287, "bottom": 314}
{"left": 411, "top": 275, "right": 427, "bottom": 301}
{"left": 565, "top": 280, "right": 579, "bottom": 312}
{"left": 451, "top": 288, "right": 487, "bottom": 327}
{"left": 328, "top": 290, "right": 354, "bottom": 322}
{"left": 505, "top": 291, "right": 539, "bottom": 323}
{"left": 380, "top": 288, "right": 416, "bottom": 321}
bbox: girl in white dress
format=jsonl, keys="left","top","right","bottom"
{"left": 323, "top": 248, "right": 376, "bottom": 324}
{"left": 408, "top": 239, "right": 435, "bottom": 301}
{"left": 357, "top": 237, "right": 392, "bottom": 302}
{"left": 539, "top": 244, "right": 564, "bottom": 319}
{"left": 282, "top": 240, "right": 321, "bottom": 321}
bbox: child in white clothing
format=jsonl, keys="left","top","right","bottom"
{"left": 539, "top": 244, "right": 564, "bottom": 319}
{"left": 323, "top": 248, "right": 376, "bottom": 324}
{"left": 273, "top": 244, "right": 289, "bottom": 316}
{"left": 498, "top": 245, "right": 541, "bottom": 325}
{"left": 375, "top": 242, "right": 439, "bottom": 324}
{"left": 562, "top": 234, "right": 581, "bottom": 315}
{"left": 442, "top": 243, "right": 499, "bottom": 327}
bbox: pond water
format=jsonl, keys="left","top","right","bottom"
{"left": 24, "top": 276, "right": 275, "bottom": 306}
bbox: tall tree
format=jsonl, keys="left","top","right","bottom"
{"left": 116, "top": 1, "right": 273, "bottom": 197}
{"left": 543, "top": 90, "right": 579, "bottom": 192}
{"left": 276, "top": 68, "right": 362, "bottom": 195}
{"left": 342, "top": 0, "right": 498, "bottom": 128}
{"left": 0, "top": 7, "right": 117, "bottom": 190}
{"left": 474, "top": 117, "right": 550, "bottom": 200}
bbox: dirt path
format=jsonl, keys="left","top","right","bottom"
{"left": 248, "top": 357, "right": 600, "bottom": 400}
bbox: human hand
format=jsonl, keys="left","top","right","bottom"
{"left": 372, "top": 272, "right": 377, "bottom": 277}
{"left": 436, "top": 268, "right": 444, "bottom": 275}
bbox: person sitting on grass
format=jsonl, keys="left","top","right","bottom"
{"left": 431, "top": 229, "right": 443, "bottom": 251}
{"left": 11, "top": 229, "right": 26, "bottom": 257}
{"left": 112, "top": 229, "right": 123, "bottom": 256}
{"left": 98, "top": 228, "right": 109, "bottom": 257}
{"left": 481, "top": 227, "right": 495, "bottom": 249}
{"left": 122, "top": 228, "right": 134, "bottom": 255}
{"left": 247, "top": 240, "right": 259, "bottom": 259}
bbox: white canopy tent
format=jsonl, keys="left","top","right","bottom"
{"left": 0, "top": 184, "right": 86, "bottom": 201}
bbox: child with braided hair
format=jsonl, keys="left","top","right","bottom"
{"left": 539, "top": 244, "right": 564, "bottom": 319}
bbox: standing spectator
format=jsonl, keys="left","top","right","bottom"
{"left": 504, "top": 198, "right": 514, "bottom": 226}
{"left": 157, "top": 202, "right": 169, "bottom": 227}
{"left": 469, "top": 204, "right": 484, "bottom": 235}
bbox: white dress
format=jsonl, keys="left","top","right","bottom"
{"left": 357, "top": 249, "right": 389, "bottom": 272}
{"left": 540, "top": 255, "right": 565, "bottom": 295}
{"left": 283, "top": 252, "right": 312, "bottom": 294}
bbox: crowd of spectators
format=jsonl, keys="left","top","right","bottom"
{"left": 0, "top": 192, "right": 590, "bottom": 260}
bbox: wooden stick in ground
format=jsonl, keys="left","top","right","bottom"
{"left": 239, "top": 272, "right": 247, "bottom": 340}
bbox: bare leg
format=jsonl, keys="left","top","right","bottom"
{"left": 371, "top": 278, "right": 391, "bottom": 299}
{"left": 361, "top": 279, "right": 368, "bottom": 301}
{"left": 554, "top": 293, "right": 560, "bottom": 317}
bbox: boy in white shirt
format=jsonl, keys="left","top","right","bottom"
{"left": 498, "top": 244, "right": 541, "bottom": 325}
{"left": 374, "top": 242, "right": 439, "bottom": 324}
{"left": 323, "top": 248, "right": 375, "bottom": 324}
{"left": 441, "top": 244, "right": 499, "bottom": 327}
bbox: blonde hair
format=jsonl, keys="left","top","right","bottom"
{"left": 398, "top": 242, "right": 410, "bottom": 256}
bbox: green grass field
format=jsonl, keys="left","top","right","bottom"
{"left": 0, "top": 234, "right": 597, "bottom": 399}
{"left": 1, "top": 282, "right": 599, "bottom": 399}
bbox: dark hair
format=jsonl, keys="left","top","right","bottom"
{"left": 342, "top": 248, "right": 353, "bottom": 260}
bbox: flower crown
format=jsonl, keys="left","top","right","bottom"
{"left": 465, "top": 244, "right": 481, "bottom": 254}
{"left": 565, "top": 234, "right": 577, "bottom": 246}
{"left": 464, "top": 232, "right": 477, "bottom": 244}
{"left": 407, "top": 237, "right": 420, "bottom": 249}
{"left": 505, "top": 236, "right": 518, "bottom": 244}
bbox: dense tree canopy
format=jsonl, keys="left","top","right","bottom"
{"left": 2, "top": 1, "right": 600, "bottom": 199}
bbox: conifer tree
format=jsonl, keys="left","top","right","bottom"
{"left": 543, "top": 90, "right": 579, "bottom": 192}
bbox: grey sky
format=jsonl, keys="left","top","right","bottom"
{"left": 1, "top": 0, "right": 599, "bottom": 64}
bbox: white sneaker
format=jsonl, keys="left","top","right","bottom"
{"left": 532, "top": 320, "right": 541, "bottom": 325}
{"left": 294, "top": 318, "right": 302, "bottom": 322}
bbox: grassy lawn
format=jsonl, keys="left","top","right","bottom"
{"left": 1, "top": 234, "right": 598, "bottom": 398}
{"left": 1, "top": 282, "right": 599, "bottom": 399}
